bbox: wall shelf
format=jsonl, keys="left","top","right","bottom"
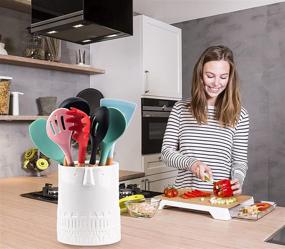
{"left": 0, "top": 115, "right": 48, "bottom": 121}
{"left": 0, "top": 55, "right": 105, "bottom": 75}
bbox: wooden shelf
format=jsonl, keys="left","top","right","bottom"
{"left": 0, "top": 55, "right": 105, "bottom": 75}
{"left": 0, "top": 115, "right": 48, "bottom": 121}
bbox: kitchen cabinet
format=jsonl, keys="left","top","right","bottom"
{"left": 120, "top": 170, "right": 176, "bottom": 193}
{"left": 142, "top": 15, "right": 182, "bottom": 99}
{"left": 143, "top": 170, "right": 177, "bottom": 192}
{"left": 90, "top": 15, "right": 181, "bottom": 173}
{"left": 120, "top": 154, "right": 178, "bottom": 192}
{"left": 90, "top": 14, "right": 182, "bottom": 99}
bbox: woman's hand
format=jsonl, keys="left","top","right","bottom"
{"left": 190, "top": 161, "right": 212, "bottom": 181}
{"left": 231, "top": 179, "right": 242, "bottom": 195}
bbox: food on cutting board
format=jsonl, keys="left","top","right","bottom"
{"left": 182, "top": 189, "right": 211, "bottom": 199}
{"left": 209, "top": 196, "right": 237, "bottom": 205}
{"left": 164, "top": 186, "right": 179, "bottom": 198}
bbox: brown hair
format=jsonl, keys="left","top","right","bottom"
{"left": 190, "top": 45, "right": 241, "bottom": 127}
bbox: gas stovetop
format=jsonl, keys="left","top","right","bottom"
{"left": 21, "top": 183, "right": 162, "bottom": 204}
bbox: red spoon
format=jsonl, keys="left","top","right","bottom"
{"left": 66, "top": 108, "right": 91, "bottom": 166}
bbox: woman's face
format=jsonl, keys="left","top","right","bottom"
{"left": 202, "top": 60, "right": 230, "bottom": 105}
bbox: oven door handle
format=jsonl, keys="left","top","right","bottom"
{"left": 142, "top": 111, "right": 170, "bottom": 118}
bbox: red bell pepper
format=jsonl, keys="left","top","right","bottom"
{"left": 213, "top": 179, "right": 233, "bottom": 197}
{"left": 182, "top": 189, "right": 211, "bottom": 199}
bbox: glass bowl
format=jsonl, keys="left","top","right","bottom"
{"left": 125, "top": 198, "right": 161, "bottom": 218}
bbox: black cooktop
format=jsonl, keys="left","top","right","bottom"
{"left": 21, "top": 183, "right": 162, "bottom": 204}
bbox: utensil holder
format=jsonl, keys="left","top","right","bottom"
{"left": 57, "top": 162, "right": 121, "bottom": 246}
{"left": 36, "top": 96, "right": 57, "bottom": 115}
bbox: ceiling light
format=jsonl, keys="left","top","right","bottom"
{"left": 106, "top": 34, "right": 118, "bottom": 38}
{"left": 47, "top": 30, "right": 58, "bottom": 34}
{"left": 82, "top": 39, "right": 92, "bottom": 43}
{"left": 73, "top": 24, "right": 84, "bottom": 28}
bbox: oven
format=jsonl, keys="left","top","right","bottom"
{"left": 141, "top": 98, "right": 176, "bottom": 155}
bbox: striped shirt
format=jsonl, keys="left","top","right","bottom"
{"left": 161, "top": 100, "right": 249, "bottom": 191}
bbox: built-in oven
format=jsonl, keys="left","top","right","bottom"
{"left": 141, "top": 98, "right": 176, "bottom": 155}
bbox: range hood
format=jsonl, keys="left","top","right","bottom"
{"left": 30, "top": 0, "right": 133, "bottom": 45}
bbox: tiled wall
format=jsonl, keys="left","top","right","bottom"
{"left": 0, "top": 7, "right": 91, "bottom": 177}
{"left": 175, "top": 3, "right": 285, "bottom": 206}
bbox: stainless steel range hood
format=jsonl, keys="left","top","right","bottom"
{"left": 30, "top": 0, "right": 133, "bottom": 45}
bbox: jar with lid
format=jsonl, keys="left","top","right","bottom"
{"left": 0, "top": 76, "right": 12, "bottom": 115}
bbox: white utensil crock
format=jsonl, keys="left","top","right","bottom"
{"left": 57, "top": 162, "right": 121, "bottom": 246}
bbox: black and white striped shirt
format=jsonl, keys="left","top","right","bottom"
{"left": 161, "top": 100, "right": 249, "bottom": 191}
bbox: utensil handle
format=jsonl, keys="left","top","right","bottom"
{"left": 106, "top": 144, "right": 115, "bottom": 165}
{"left": 78, "top": 145, "right": 87, "bottom": 166}
{"left": 99, "top": 144, "right": 111, "bottom": 166}
{"left": 63, "top": 148, "right": 73, "bottom": 166}
{"left": 89, "top": 137, "right": 97, "bottom": 165}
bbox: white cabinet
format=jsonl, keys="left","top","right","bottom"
{"left": 143, "top": 171, "right": 177, "bottom": 192}
{"left": 119, "top": 170, "right": 177, "bottom": 193}
{"left": 142, "top": 16, "right": 182, "bottom": 99}
{"left": 143, "top": 154, "right": 177, "bottom": 192}
{"left": 90, "top": 15, "right": 181, "bottom": 172}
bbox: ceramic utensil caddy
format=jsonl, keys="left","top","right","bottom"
{"left": 57, "top": 162, "right": 121, "bottom": 246}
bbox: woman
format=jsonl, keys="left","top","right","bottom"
{"left": 161, "top": 45, "right": 249, "bottom": 195}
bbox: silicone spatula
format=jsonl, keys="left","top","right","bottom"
{"left": 65, "top": 108, "right": 90, "bottom": 166}
{"left": 46, "top": 108, "right": 74, "bottom": 166}
{"left": 99, "top": 107, "right": 127, "bottom": 166}
{"left": 100, "top": 98, "right": 136, "bottom": 165}
{"left": 89, "top": 106, "right": 109, "bottom": 166}
{"left": 29, "top": 118, "right": 64, "bottom": 164}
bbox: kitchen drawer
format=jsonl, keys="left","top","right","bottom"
{"left": 143, "top": 153, "right": 176, "bottom": 175}
{"left": 144, "top": 170, "right": 177, "bottom": 192}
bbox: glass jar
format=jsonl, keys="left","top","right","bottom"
{"left": 0, "top": 76, "right": 12, "bottom": 115}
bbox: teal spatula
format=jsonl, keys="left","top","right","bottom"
{"left": 29, "top": 119, "right": 65, "bottom": 164}
{"left": 100, "top": 98, "right": 136, "bottom": 165}
{"left": 99, "top": 107, "right": 127, "bottom": 166}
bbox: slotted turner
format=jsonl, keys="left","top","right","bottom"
{"left": 46, "top": 108, "right": 74, "bottom": 166}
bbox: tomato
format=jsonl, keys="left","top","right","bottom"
{"left": 255, "top": 203, "right": 271, "bottom": 211}
{"left": 172, "top": 188, "right": 178, "bottom": 197}
{"left": 164, "top": 186, "right": 179, "bottom": 198}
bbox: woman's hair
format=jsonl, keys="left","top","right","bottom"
{"left": 190, "top": 45, "right": 241, "bottom": 127}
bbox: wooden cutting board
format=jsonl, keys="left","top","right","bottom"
{"left": 159, "top": 188, "right": 252, "bottom": 209}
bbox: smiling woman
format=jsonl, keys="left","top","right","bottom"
{"left": 161, "top": 45, "right": 249, "bottom": 195}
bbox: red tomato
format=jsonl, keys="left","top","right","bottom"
{"left": 164, "top": 186, "right": 179, "bottom": 198}
{"left": 255, "top": 203, "right": 271, "bottom": 211}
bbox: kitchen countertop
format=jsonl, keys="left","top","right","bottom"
{"left": 1, "top": 174, "right": 285, "bottom": 249}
